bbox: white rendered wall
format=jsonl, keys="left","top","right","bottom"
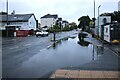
{"left": 41, "top": 18, "right": 57, "bottom": 28}
{"left": 28, "top": 15, "right": 36, "bottom": 30}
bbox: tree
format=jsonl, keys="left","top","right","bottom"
{"left": 62, "top": 26, "right": 70, "bottom": 31}
{"left": 89, "top": 21, "right": 94, "bottom": 28}
{"left": 92, "top": 18, "right": 96, "bottom": 22}
{"left": 51, "top": 21, "right": 61, "bottom": 32}
{"left": 53, "top": 25, "right": 60, "bottom": 30}
{"left": 69, "top": 22, "right": 77, "bottom": 30}
{"left": 78, "top": 15, "right": 91, "bottom": 31}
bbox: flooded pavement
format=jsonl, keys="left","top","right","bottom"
{"left": 5, "top": 34, "right": 105, "bottom": 78}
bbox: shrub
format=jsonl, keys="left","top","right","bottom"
{"left": 62, "top": 26, "right": 70, "bottom": 31}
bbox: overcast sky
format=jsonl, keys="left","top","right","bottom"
{"left": 0, "top": 0, "right": 119, "bottom": 24}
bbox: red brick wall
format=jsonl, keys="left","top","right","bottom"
{"left": 16, "top": 30, "right": 29, "bottom": 37}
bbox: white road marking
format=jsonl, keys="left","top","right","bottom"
{"left": 12, "top": 39, "right": 16, "bottom": 41}
{"left": 39, "top": 48, "right": 46, "bottom": 52}
{"left": 9, "top": 46, "right": 19, "bottom": 49}
{"left": 47, "top": 45, "right": 52, "bottom": 49}
{"left": 24, "top": 43, "right": 31, "bottom": 46}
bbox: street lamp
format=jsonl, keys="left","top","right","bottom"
{"left": 98, "top": 5, "right": 101, "bottom": 37}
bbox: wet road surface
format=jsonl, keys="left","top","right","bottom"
{"left": 2, "top": 30, "right": 119, "bottom": 78}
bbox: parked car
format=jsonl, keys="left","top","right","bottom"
{"left": 36, "top": 31, "right": 48, "bottom": 37}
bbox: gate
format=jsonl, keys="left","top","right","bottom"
{"left": 6, "top": 26, "right": 15, "bottom": 37}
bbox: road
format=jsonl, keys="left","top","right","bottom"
{"left": 2, "top": 30, "right": 79, "bottom": 78}
{"left": 2, "top": 30, "right": 120, "bottom": 78}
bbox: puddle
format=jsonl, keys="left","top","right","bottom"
{"left": 8, "top": 34, "right": 105, "bottom": 78}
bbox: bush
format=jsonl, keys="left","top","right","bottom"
{"left": 53, "top": 25, "right": 61, "bottom": 30}
{"left": 62, "top": 26, "right": 70, "bottom": 31}
{"left": 48, "top": 27, "right": 61, "bottom": 33}
{"left": 49, "top": 25, "right": 72, "bottom": 33}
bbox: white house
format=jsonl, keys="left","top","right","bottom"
{"left": 62, "top": 20, "right": 69, "bottom": 28}
{"left": 57, "top": 18, "right": 62, "bottom": 29}
{"left": 95, "top": 16, "right": 111, "bottom": 37}
{"left": 40, "top": 14, "right": 58, "bottom": 29}
{"left": 0, "top": 13, "right": 37, "bottom": 37}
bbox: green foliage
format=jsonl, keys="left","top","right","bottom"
{"left": 53, "top": 25, "right": 61, "bottom": 30}
{"left": 48, "top": 27, "right": 53, "bottom": 33}
{"left": 49, "top": 22, "right": 78, "bottom": 33}
{"left": 78, "top": 15, "right": 91, "bottom": 31}
{"left": 62, "top": 26, "right": 70, "bottom": 31}
{"left": 69, "top": 22, "right": 78, "bottom": 30}
{"left": 49, "top": 26, "right": 61, "bottom": 33}
{"left": 89, "top": 21, "right": 95, "bottom": 28}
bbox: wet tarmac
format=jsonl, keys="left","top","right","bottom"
{"left": 2, "top": 31, "right": 115, "bottom": 78}
{"left": 3, "top": 35, "right": 105, "bottom": 78}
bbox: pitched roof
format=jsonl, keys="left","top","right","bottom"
{"left": 0, "top": 14, "right": 36, "bottom": 22}
{"left": 62, "top": 20, "right": 68, "bottom": 23}
{"left": 0, "top": 12, "right": 7, "bottom": 15}
{"left": 58, "top": 18, "right": 62, "bottom": 21}
{"left": 41, "top": 14, "right": 58, "bottom": 19}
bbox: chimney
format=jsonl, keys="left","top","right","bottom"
{"left": 11, "top": 10, "right": 15, "bottom": 15}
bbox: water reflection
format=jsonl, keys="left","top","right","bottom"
{"left": 51, "top": 36, "right": 78, "bottom": 49}
{"left": 52, "top": 37, "right": 69, "bottom": 49}
{"left": 69, "top": 36, "right": 76, "bottom": 39}
{"left": 52, "top": 41, "right": 62, "bottom": 49}
{"left": 92, "top": 45, "right": 95, "bottom": 60}
{"left": 77, "top": 33, "right": 90, "bottom": 47}
{"left": 53, "top": 42, "right": 56, "bottom": 49}
{"left": 92, "top": 44, "right": 104, "bottom": 60}
{"left": 95, "top": 45, "right": 104, "bottom": 56}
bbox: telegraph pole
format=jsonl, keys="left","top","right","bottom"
{"left": 92, "top": 0, "right": 95, "bottom": 38}
{"left": 7, "top": 0, "right": 8, "bottom": 25}
{"left": 6, "top": 0, "right": 8, "bottom": 37}
{"left": 94, "top": 0, "right": 95, "bottom": 22}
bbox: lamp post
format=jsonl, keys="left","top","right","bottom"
{"left": 98, "top": 5, "right": 101, "bottom": 36}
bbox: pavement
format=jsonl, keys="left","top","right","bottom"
{"left": 61, "top": 33, "right": 120, "bottom": 71}
{"left": 50, "top": 32, "right": 120, "bottom": 78}
{"left": 50, "top": 69, "right": 119, "bottom": 78}
{"left": 84, "top": 32, "right": 120, "bottom": 57}
{"left": 106, "top": 44, "right": 120, "bottom": 57}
